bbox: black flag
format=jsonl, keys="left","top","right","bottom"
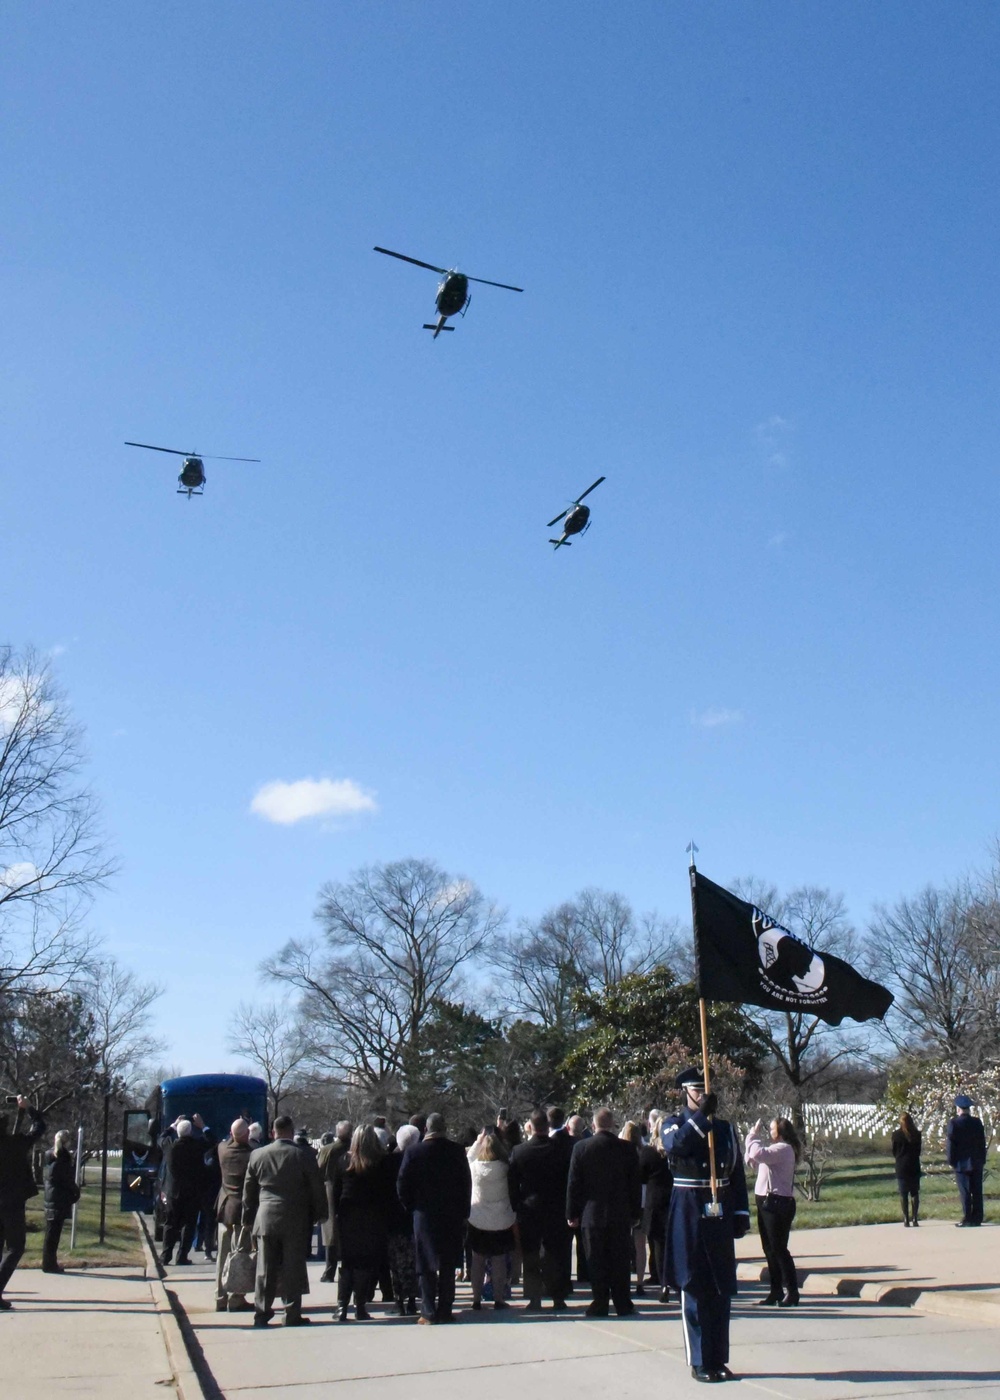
{"left": 692, "top": 870, "right": 893, "bottom": 1026}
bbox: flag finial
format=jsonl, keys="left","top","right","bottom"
{"left": 686, "top": 841, "right": 699, "bottom": 869}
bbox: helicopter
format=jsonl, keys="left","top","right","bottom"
{"left": 547, "top": 476, "right": 606, "bottom": 549}
{"left": 125, "top": 441, "right": 260, "bottom": 497}
{"left": 373, "top": 246, "right": 522, "bottom": 337}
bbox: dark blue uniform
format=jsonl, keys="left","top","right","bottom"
{"left": 947, "top": 1113, "right": 986, "bottom": 1226}
{"left": 661, "top": 1108, "right": 749, "bottom": 1373}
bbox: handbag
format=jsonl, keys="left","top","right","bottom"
{"left": 221, "top": 1227, "right": 257, "bottom": 1294}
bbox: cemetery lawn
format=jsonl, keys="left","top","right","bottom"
{"left": 782, "top": 1148, "right": 997, "bottom": 1228}
{"left": 21, "top": 1176, "right": 144, "bottom": 1269}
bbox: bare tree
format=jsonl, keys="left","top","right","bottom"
{"left": 494, "top": 887, "right": 682, "bottom": 1031}
{"left": 263, "top": 858, "right": 503, "bottom": 1111}
{"left": 85, "top": 959, "right": 164, "bottom": 1094}
{"left": 869, "top": 884, "right": 979, "bottom": 1062}
{"left": 0, "top": 647, "right": 113, "bottom": 1000}
{"left": 227, "top": 999, "right": 312, "bottom": 1117}
{"left": 733, "top": 880, "right": 870, "bottom": 1126}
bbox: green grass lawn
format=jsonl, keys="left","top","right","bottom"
{"left": 21, "top": 1166, "right": 144, "bottom": 1269}
{"left": 774, "top": 1147, "right": 997, "bottom": 1229}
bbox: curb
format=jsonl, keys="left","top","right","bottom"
{"left": 736, "top": 1260, "right": 1000, "bottom": 1324}
{"left": 134, "top": 1213, "right": 211, "bottom": 1400}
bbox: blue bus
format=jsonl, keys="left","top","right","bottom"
{"left": 120, "top": 1073, "right": 268, "bottom": 1217}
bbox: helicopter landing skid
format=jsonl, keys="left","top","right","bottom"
{"left": 422, "top": 323, "right": 454, "bottom": 331}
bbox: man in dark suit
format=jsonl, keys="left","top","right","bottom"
{"left": 242, "top": 1114, "right": 327, "bottom": 1327}
{"left": 0, "top": 1097, "right": 46, "bottom": 1310}
{"left": 509, "top": 1109, "right": 573, "bottom": 1310}
{"left": 947, "top": 1094, "right": 987, "bottom": 1227}
{"left": 159, "top": 1118, "right": 206, "bottom": 1267}
{"left": 566, "top": 1107, "right": 640, "bottom": 1317}
{"left": 396, "top": 1111, "right": 471, "bottom": 1324}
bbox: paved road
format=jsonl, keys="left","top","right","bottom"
{"left": 163, "top": 1242, "right": 1000, "bottom": 1400}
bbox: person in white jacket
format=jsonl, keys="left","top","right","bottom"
{"left": 466, "top": 1129, "right": 517, "bottom": 1310}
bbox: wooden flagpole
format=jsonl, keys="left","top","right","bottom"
{"left": 688, "top": 843, "right": 719, "bottom": 1207}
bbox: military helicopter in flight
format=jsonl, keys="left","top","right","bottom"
{"left": 125, "top": 441, "right": 260, "bottom": 497}
{"left": 373, "top": 246, "right": 522, "bottom": 337}
{"left": 547, "top": 476, "right": 606, "bottom": 549}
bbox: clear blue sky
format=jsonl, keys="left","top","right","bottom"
{"left": 4, "top": 3, "right": 999, "bottom": 1071}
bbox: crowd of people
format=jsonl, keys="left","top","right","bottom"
{"left": 0, "top": 1083, "right": 990, "bottom": 1383}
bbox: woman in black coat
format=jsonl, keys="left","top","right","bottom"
{"left": 333, "top": 1126, "right": 393, "bottom": 1321}
{"left": 43, "top": 1130, "right": 79, "bottom": 1273}
{"left": 891, "top": 1113, "right": 922, "bottom": 1226}
{"left": 640, "top": 1113, "right": 674, "bottom": 1303}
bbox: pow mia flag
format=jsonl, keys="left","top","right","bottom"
{"left": 692, "top": 870, "right": 893, "bottom": 1026}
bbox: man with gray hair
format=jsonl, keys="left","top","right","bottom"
{"left": 396, "top": 1112, "right": 472, "bottom": 1323}
{"left": 159, "top": 1118, "right": 206, "bottom": 1268}
{"left": 215, "top": 1119, "right": 253, "bottom": 1312}
{"left": 317, "top": 1120, "right": 353, "bottom": 1283}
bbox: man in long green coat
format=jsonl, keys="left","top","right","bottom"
{"left": 242, "top": 1114, "right": 326, "bottom": 1327}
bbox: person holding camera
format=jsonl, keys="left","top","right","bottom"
{"left": 660, "top": 1069, "right": 749, "bottom": 1385}
{"left": 0, "top": 1095, "right": 47, "bottom": 1308}
{"left": 745, "top": 1117, "right": 801, "bottom": 1307}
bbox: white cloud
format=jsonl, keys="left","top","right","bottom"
{"left": 250, "top": 777, "right": 378, "bottom": 826}
{"left": 754, "top": 415, "right": 795, "bottom": 469}
{"left": 767, "top": 531, "right": 788, "bottom": 549}
{"left": 0, "top": 862, "right": 41, "bottom": 890}
{"left": 690, "top": 707, "right": 744, "bottom": 729}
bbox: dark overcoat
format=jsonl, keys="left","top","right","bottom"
{"left": 216, "top": 1139, "right": 253, "bottom": 1228}
{"left": 396, "top": 1135, "right": 471, "bottom": 1274}
{"left": 334, "top": 1155, "right": 395, "bottom": 1268}
{"left": 947, "top": 1114, "right": 986, "bottom": 1171}
{"left": 43, "top": 1147, "right": 78, "bottom": 1219}
{"left": 565, "top": 1130, "right": 641, "bottom": 1227}
{"left": 317, "top": 1137, "right": 350, "bottom": 1248}
{"left": 660, "top": 1108, "right": 749, "bottom": 1297}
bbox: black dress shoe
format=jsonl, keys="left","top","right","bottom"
{"left": 285, "top": 1315, "right": 312, "bottom": 1326}
{"left": 658, "top": 1288, "right": 671, "bottom": 1305}
{"left": 634, "top": 1283, "right": 646, "bottom": 1296}
{"left": 691, "top": 1366, "right": 723, "bottom": 1383}
{"left": 616, "top": 1304, "right": 636, "bottom": 1317}
{"left": 0, "top": 1299, "right": 13, "bottom": 1311}
{"left": 756, "top": 1293, "right": 781, "bottom": 1306}
{"left": 778, "top": 1293, "right": 800, "bottom": 1308}
{"left": 585, "top": 1303, "right": 609, "bottom": 1317}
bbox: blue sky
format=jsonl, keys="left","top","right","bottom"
{"left": 3, "top": 3, "right": 999, "bottom": 1071}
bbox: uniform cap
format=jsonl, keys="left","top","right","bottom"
{"left": 954, "top": 1094, "right": 973, "bottom": 1109}
{"left": 674, "top": 1066, "right": 709, "bottom": 1090}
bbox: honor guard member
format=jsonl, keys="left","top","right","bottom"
{"left": 660, "top": 1068, "right": 749, "bottom": 1384}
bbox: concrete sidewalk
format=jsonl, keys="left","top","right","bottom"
{"left": 0, "top": 1264, "right": 180, "bottom": 1400}
{"left": 736, "top": 1219, "right": 1000, "bottom": 1319}
{"left": 159, "top": 1222, "right": 1000, "bottom": 1400}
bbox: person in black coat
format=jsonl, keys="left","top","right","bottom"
{"left": 947, "top": 1095, "right": 987, "bottom": 1227}
{"left": 396, "top": 1111, "right": 472, "bottom": 1323}
{"left": 891, "top": 1113, "right": 922, "bottom": 1227}
{"left": 42, "top": 1130, "right": 80, "bottom": 1273}
{"left": 566, "top": 1107, "right": 641, "bottom": 1318}
{"left": 333, "top": 1126, "right": 394, "bottom": 1321}
{"left": 158, "top": 1119, "right": 207, "bottom": 1266}
{"left": 0, "top": 1097, "right": 46, "bottom": 1308}
{"left": 639, "top": 1112, "right": 674, "bottom": 1302}
{"left": 508, "top": 1109, "right": 574, "bottom": 1310}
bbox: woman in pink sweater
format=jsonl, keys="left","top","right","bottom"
{"left": 745, "top": 1118, "right": 801, "bottom": 1308}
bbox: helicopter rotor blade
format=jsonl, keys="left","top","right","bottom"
{"left": 124, "top": 441, "right": 192, "bottom": 457}
{"left": 575, "top": 475, "right": 606, "bottom": 504}
{"left": 465, "top": 275, "right": 523, "bottom": 293}
{"left": 200, "top": 454, "right": 261, "bottom": 462}
{"left": 373, "top": 247, "right": 448, "bottom": 275}
{"left": 546, "top": 508, "right": 569, "bottom": 528}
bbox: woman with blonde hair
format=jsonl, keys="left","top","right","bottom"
{"left": 467, "top": 1129, "right": 517, "bottom": 1310}
{"left": 619, "top": 1121, "right": 649, "bottom": 1296}
{"left": 333, "top": 1125, "right": 390, "bottom": 1321}
{"left": 639, "top": 1110, "right": 673, "bottom": 1303}
{"left": 42, "top": 1129, "right": 79, "bottom": 1274}
{"left": 745, "top": 1117, "right": 801, "bottom": 1307}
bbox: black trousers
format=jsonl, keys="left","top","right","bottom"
{"left": 338, "top": 1264, "right": 373, "bottom": 1310}
{"left": 418, "top": 1267, "right": 456, "bottom": 1320}
{"left": 520, "top": 1215, "right": 571, "bottom": 1304}
{"left": 161, "top": 1199, "right": 199, "bottom": 1262}
{"left": 582, "top": 1223, "right": 632, "bottom": 1313}
{"left": 43, "top": 1211, "right": 70, "bottom": 1270}
{"left": 756, "top": 1194, "right": 798, "bottom": 1296}
{"left": 896, "top": 1175, "right": 920, "bottom": 1221}
{"left": 0, "top": 1202, "right": 28, "bottom": 1297}
{"left": 956, "top": 1169, "right": 984, "bottom": 1225}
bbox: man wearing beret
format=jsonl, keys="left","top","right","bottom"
{"left": 947, "top": 1094, "right": 986, "bottom": 1228}
{"left": 660, "top": 1068, "right": 749, "bottom": 1384}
